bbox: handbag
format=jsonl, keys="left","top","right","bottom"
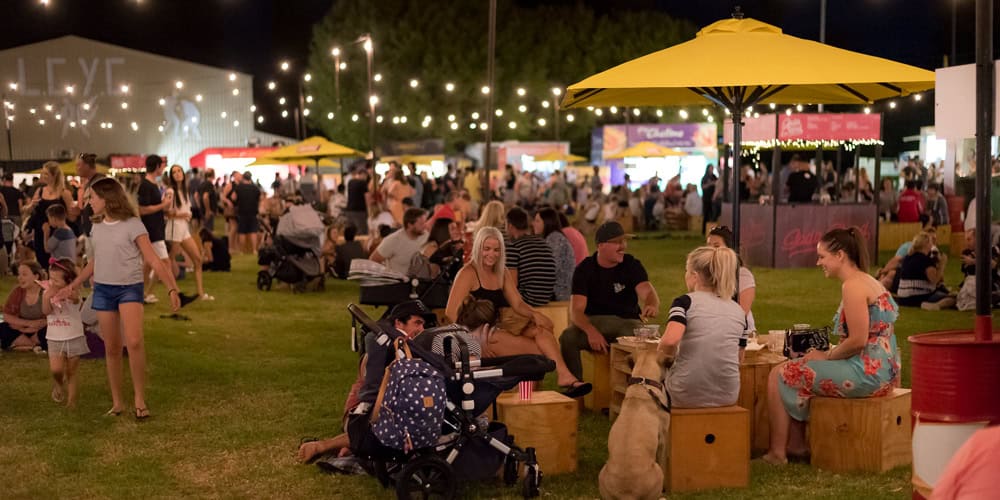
{"left": 783, "top": 325, "right": 831, "bottom": 359}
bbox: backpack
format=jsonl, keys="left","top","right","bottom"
{"left": 371, "top": 338, "right": 447, "bottom": 452}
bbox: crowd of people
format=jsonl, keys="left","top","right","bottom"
{"left": 1, "top": 151, "right": 991, "bottom": 494}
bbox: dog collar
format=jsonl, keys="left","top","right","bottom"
{"left": 627, "top": 376, "right": 672, "bottom": 413}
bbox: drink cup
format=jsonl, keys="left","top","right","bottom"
{"left": 518, "top": 380, "right": 532, "bottom": 401}
{"left": 635, "top": 324, "right": 660, "bottom": 341}
{"left": 767, "top": 330, "right": 786, "bottom": 353}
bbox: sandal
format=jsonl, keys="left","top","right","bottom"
{"left": 51, "top": 385, "right": 65, "bottom": 404}
{"left": 758, "top": 453, "right": 788, "bottom": 465}
{"left": 104, "top": 408, "right": 122, "bottom": 417}
{"left": 135, "top": 407, "right": 151, "bottom": 421}
{"left": 560, "top": 381, "right": 593, "bottom": 399}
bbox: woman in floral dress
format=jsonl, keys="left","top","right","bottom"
{"left": 762, "top": 227, "right": 901, "bottom": 465}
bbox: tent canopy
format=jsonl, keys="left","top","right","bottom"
{"left": 532, "top": 151, "right": 588, "bottom": 163}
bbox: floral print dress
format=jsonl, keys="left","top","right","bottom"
{"left": 777, "top": 292, "right": 901, "bottom": 421}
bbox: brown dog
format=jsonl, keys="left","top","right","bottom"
{"left": 599, "top": 346, "right": 671, "bottom": 500}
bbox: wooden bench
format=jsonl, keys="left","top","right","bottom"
{"left": 738, "top": 349, "right": 787, "bottom": 455}
{"left": 536, "top": 301, "right": 570, "bottom": 342}
{"left": 496, "top": 391, "right": 578, "bottom": 475}
{"left": 878, "top": 222, "right": 923, "bottom": 251}
{"left": 582, "top": 350, "right": 612, "bottom": 412}
{"left": 660, "top": 405, "right": 750, "bottom": 493}
{"left": 809, "top": 388, "right": 912, "bottom": 473}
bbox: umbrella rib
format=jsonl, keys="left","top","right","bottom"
{"left": 837, "top": 84, "right": 873, "bottom": 103}
{"left": 691, "top": 87, "right": 731, "bottom": 108}
{"left": 877, "top": 82, "right": 903, "bottom": 94}
{"left": 564, "top": 88, "right": 604, "bottom": 108}
{"left": 755, "top": 85, "right": 788, "bottom": 104}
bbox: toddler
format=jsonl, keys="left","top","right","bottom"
{"left": 41, "top": 257, "right": 88, "bottom": 407}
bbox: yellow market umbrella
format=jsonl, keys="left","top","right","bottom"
{"left": 605, "top": 142, "right": 685, "bottom": 159}
{"left": 260, "top": 136, "right": 364, "bottom": 161}
{"left": 245, "top": 157, "right": 341, "bottom": 168}
{"left": 532, "top": 151, "right": 588, "bottom": 163}
{"left": 29, "top": 161, "right": 110, "bottom": 176}
{"left": 562, "top": 15, "right": 935, "bottom": 250}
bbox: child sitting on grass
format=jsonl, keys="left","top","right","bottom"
{"left": 41, "top": 257, "right": 88, "bottom": 407}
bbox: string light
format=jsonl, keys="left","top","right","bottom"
{"left": 785, "top": 108, "right": 793, "bottom": 116}
{"left": 655, "top": 109, "right": 663, "bottom": 117}
{"left": 130, "top": 122, "right": 138, "bottom": 131}
{"left": 331, "top": 47, "right": 341, "bottom": 57}
{"left": 566, "top": 114, "right": 574, "bottom": 122}
{"left": 175, "top": 81, "right": 184, "bottom": 89}
{"left": 888, "top": 101, "right": 897, "bottom": 109}
{"left": 516, "top": 88, "right": 526, "bottom": 97}
{"left": 609, "top": 106, "right": 618, "bottom": 114}
{"left": 495, "top": 109, "right": 503, "bottom": 117}
{"left": 339, "top": 62, "right": 347, "bottom": 70}
{"left": 795, "top": 104, "right": 804, "bottom": 112}
{"left": 233, "top": 120, "right": 239, "bottom": 127}
{"left": 120, "top": 84, "right": 130, "bottom": 93}
{"left": 481, "top": 86, "right": 490, "bottom": 95}
{"left": 632, "top": 108, "right": 640, "bottom": 116}
{"left": 518, "top": 105, "right": 527, "bottom": 113}
{"left": 374, "top": 73, "right": 382, "bottom": 82}
{"left": 232, "top": 89, "right": 239, "bottom": 96}
{"left": 82, "top": 103, "right": 91, "bottom": 111}
{"left": 158, "top": 98, "right": 165, "bottom": 106}
{"left": 479, "top": 122, "right": 488, "bottom": 130}
{"left": 306, "top": 95, "right": 313, "bottom": 103}
{"left": 508, "top": 121, "right": 517, "bottom": 129}
{"left": 702, "top": 108, "right": 709, "bottom": 116}
{"left": 447, "top": 114, "right": 456, "bottom": 122}
{"left": 471, "top": 112, "right": 480, "bottom": 120}
{"left": 29, "top": 108, "right": 36, "bottom": 114}
{"left": 863, "top": 106, "right": 871, "bottom": 114}
{"left": 391, "top": 116, "right": 399, "bottom": 124}
{"left": 327, "top": 112, "right": 334, "bottom": 119}
{"left": 302, "top": 109, "right": 310, "bottom": 116}
{"left": 450, "top": 122, "right": 458, "bottom": 130}
{"left": 120, "top": 102, "right": 128, "bottom": 110}
{"left": 220, "top": 111, "right": 228, "bottom": 118}
{"left": 913, "top": 93, "right": 922, "bottom": 101}
{"left": 445, "top": 82, "right": 455, "bottom": 92}
{"left": 267, "top": 81, "right": 276, "bottom": 90}
{"left": 468, "top": 123, "right": 476, "bottom": 129}
{"left": 278, "top": 97, "right": 286, "bottom": 105}
{"left": 352, "top": 114, "right": 359, "bottom": 122}
{"left": 229, "top": 73, "right": 237, "bottom": 82}
{"left": 594, "top": 109, "right": 603, "bottom": 116}
{"left": 281, "top": 110, "right": 289, "bottom": 118}
{"left": 258, "top": 116, "right": 264, "bottom": 124}
{"left": 537, "top": 117, "right": 547, "bottom": 126}
{"left": 376, "top": 115, "right": 384, "bottom": 123}
{"left": 541, "top": 100, "right": 550, "bottom": 109}
{"left": 303, "top": 73, "right": 312, "bottom": 82}
{"left": 250, "top": 105, "right": 256, "bottom": 112}
{"left": 65, "top": 85, "right": 74, "bottom": 94}
{"left": 397, "top": 115, "right": 404, "bottom": 123}
{"left": 769, "top": 103, "right": 776, "bottom": 109}
{"left": 679, "top": 109, "right": 689, "bottom": 119}
{"left": 280, "top": 61, "right": 290, "bottom": 71}
{"left": 195, "top": 94, "right": 203, "bottom": 102}
{"left": 409, "top": 79, "right": 419, "bottom": 88}
{"left": 44, "top": 104, "right": 52, "bottom": 112}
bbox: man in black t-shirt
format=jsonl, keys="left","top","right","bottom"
{"left": 559, "top": 221, "right": 660, "bottom": 380}
{"left": 137, "top": 154, "right": 173, "bottom": 302}
{"left": 199, "top": 169, "right": 220, "bottom": 232}
{"left": 233, "top": 171, "right": 262, "bottom": 253}
{"left": 345, "top": 167, "right": 369, "bottom": 235}
{"left": 1, "top": 174, "right": 25, "bottom": 228}
{"left": 786, "top": 159, "right": 819, "bottom": 203}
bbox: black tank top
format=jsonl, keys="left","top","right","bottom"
{"left": 470, "top": 266, "right": 508, "bottom": 309}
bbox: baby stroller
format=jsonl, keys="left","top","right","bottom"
{"left": 347, "top": 304, "right": 554, "bottom": 499}
{"left": 257, "top": 204, "right": 325, "bottom": 292}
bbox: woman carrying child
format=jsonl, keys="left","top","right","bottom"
{"left": 59, "top": 178, "right": 180, "bottom": 420}
{"left": 42, "top": 257, "right": 88, "bottom": 407}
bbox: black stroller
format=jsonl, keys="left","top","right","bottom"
{"left": 347, "top": 304, "right": 554, "bottom": 499}
{"left": 256, "top": 205, "right": 326, "bottom": 292}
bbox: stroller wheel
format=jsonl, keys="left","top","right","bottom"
{"left": 502, "top": 455, "right": 519, "bottom": 486}
{"left": 521, "top": 465, "right": 541, "bottom": 498}
{"left": 395, "top": 455, "right": 456, "bottom": 500}
{"left": 256, "top": 271, "right": 272, "bottom": 291}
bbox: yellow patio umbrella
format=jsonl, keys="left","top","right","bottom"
{"left": 29, "top": 161, "right": 110, "bottom": 176}
{"left": 605, "top": 141, "right": 685, "bottom": 159}
{"left": 532, "top": 151, "right": 588, "bottom": 163}
{"left": 245, "top": 157, "right": 341, "bottom": 168}
{"left": 562, "top": 15, "right": 935, "bottom": 250}
{"left": 253, "top": 136, "right": 363, "bottom": 186}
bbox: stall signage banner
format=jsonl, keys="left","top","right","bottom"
{"left": 379, "top": 139, "right": 445, "bottom": 156}
{"left": 625, "top": 123, "right": 715, "bottom": 148}
{"left": 723, "top": 114, "right": 778, "bottom": 144}
{"left": 778, "top": 113, "right": 881, "bottom": 141}
{"left": 775, "top": 204, "right": 877, "bottom": 267}
{"left": 110, "top": 154, "right": 161, "bottom": 170}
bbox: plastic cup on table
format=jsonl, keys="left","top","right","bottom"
{"left": 518, "top": 380, "right": 532, "bottom": 401}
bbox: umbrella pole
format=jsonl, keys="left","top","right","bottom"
{"left": 974, "top": 0, "right": 994, "bottom": 340}
{"left": 730, "top": 93, "right": 744, "bottom": 253}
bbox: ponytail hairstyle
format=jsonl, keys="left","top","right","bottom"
{"left": 686, "top": 246, "right": 738, "bottom": 299}
{"left": 819, "top": 226, "right": 870, "bottom": 270}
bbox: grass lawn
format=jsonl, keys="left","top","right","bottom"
{"left": 0, "top": 234, "right": 989, "bottom": 499}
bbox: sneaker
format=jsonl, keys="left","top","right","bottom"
{"left": 33, "top": 346, "right": 46, "bottom": 355}
{"left": 199, "top": 293, "right": 215, "bottom": 301}
{"left": 144, "top": 294, "right": 159, "bottom": 304}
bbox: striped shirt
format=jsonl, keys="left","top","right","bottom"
{"left": 506, "top": 235, "right": 556, "bottom": 306}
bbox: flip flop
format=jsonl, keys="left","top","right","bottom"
{"left": 560, "top": 381, "right": 593, "bottom": 399}
{"left": 135, "top": 407, "right": 151, "bottom": 421}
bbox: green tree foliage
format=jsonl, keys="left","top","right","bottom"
{"left": 305, "top": 0, "right": 696, "bottom": 155}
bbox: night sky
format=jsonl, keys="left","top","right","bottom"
{"left": 0, "top": 0, "right": 984, "bottom": 141}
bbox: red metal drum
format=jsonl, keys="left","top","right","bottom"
{"left": 908, "top": 330, "right": 1000, "bottom": 499}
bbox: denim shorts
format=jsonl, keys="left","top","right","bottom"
{"left": 92, "top": 283, "right": 145, "bottom": 311}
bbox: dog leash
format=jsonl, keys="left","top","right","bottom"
{"left": 627, "top": 376, "right": 672, "bottom": 414}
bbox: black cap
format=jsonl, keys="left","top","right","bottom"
{"left": 595, "top": 221, "right": 635, "bottom": 244}
{"left": 388, "top": 300, "right": 435, "bottom": 324}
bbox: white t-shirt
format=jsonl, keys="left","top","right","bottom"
{"left": 739, "top": 266, "right": 756, "bottom": 333}
{"left": 46, "top": 299, "right": 84, "bottom": 342}
{"left": 376, "top": 229, "right": 429, "bottom": 276}
{"left": 91, "top": 217, "right": 148, "bottom": 285}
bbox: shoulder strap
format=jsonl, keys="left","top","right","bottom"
{"left": 472, "top": 265, "right": 483, "bottom": 288}
{"left": 370, "top": 338, "right": 413, "bottom": 422}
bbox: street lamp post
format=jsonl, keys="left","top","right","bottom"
{"left": 331, "top": 47, "right": 342, "bottom": 113}
{"left": 361, "top": 34, "right": 375, "bottom": 154}
{"left": 818, "top": 0, "right": 827, "bottom": 113}
{"left": 2, "top": 83, "right": 16, "bottom": 160}
{"left": 551, "top": 87, "right": 562, "bottom": 141}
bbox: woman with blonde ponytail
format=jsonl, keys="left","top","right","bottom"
{"left": 657, "top": 246, "right": 747, "bottom": 408}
